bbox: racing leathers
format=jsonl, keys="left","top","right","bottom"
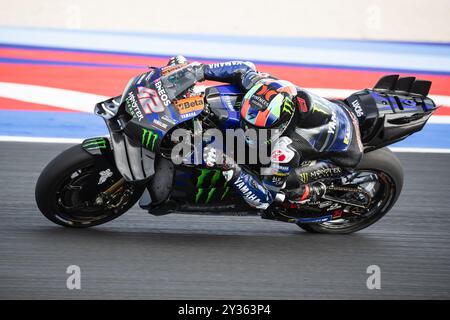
{"left": 160, "top": 58, "right": 363, "bottom": 210}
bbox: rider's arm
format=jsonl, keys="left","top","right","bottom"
{"left": 203, "top": 61, "right": 276, "bottom": 90}
{"left": 157, "top": 59, "right": 274, "bottom": 99}
{"left": 203, "top": 61, "right": 256, "bottom": 83}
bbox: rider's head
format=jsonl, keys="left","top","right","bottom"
{"left": 240, "top": 79, "right": 298, "bottom": 146}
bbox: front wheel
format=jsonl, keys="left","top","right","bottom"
{"left": 297, "top": 147, "right": 403, "bottom": 234}
{"left": 35, "top": 144, "right": 146, "bottom": 228}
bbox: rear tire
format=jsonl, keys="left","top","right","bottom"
{"left": 298, "top": 147, "right": 403, "bottom": 234}
{"left": 35, "top": 144, "right": 145, "bottom": 228}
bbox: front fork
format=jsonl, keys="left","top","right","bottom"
{"left": 82, "top": 136, "right": 146, "bottom": 209}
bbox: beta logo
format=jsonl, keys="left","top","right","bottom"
{"left": 174, "top": 96, "right": 204, "bottom": 115}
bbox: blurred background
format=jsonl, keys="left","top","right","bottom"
{"left": 1, "top": 0, "right": 450, "bottom": 300}
{"left": 3, "top": 0, "right": 450, "bottom": 41}
{"left": 0, "top": 0, "right": 449, "bottom": 148}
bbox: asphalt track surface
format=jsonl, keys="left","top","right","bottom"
{"left": 0, "top": 141, "right": 449, "bottom": 299}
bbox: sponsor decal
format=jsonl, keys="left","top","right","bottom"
{"left": 154, "top": 79, "right": 171, "bottom": 107}
{"left": 297, "top": 215, "right": 332, "bottom": 223}
{"left": 298, "top": 172, "right": 309, "bottom": 184}
{"left": 180, "top": 111, "right": 199, "bottom": 120}
{"left": 82, "top": 137, "right": 107, "bottom": 150}
{"left": 272, "top": 164, "right": 290, "bottom": 171}
{"left": 300, "top": 160, "right": 315, "bottom": 167}
{"left": 98, "top": 169, "right": 113, "bottom": 185}
{"left": 151, "top": 119, "right": 168, "bottom": 130}
{"left": 328, "top": 111, "right": 338, "bottom": 134}
{"left": 174, "top": 96, "right": 204, "bottom": 115}
{"left": 351, "top": 99, "right": 364, "bottom": 117}
{"left": 311, "top": 103, "right": 328, "bottom": 115}
{"left": 209, "top": 61, "right": 243, "bottom": 69}
{"left": 195, "top": 169, "right": 229, "bottom": 203}
{"left": 141, "top": 128, "right": 158, "bottom": 150}
{"left": 297, "top": 97, "right": 308, "bottom": 112}
{"left": 250, "top": 92, "right": 272, "bottom": 110}
{"left": 161, "top": 115, "right": 177, "bottom": 125}
{"left": 271, "top": 149, "right": 287, "bottom": 162}
{"left": 282, "top": 97, "right": 294, "bottom": 114}
{"left": 270, "top": 176, "right": 284, "bottom": 187}
{"left": 234, "top": 175, "right": 262, "bottom": 206}
{"left": 270, "top": 163, "right": 290, "bottom": 176}
{"left": 125, "top": 92, "right": 144, "bottom": 121}
{"left": 271, "top": 137, "right": 295, "bottom": 164}
{"left": 298, "top": 167, "right": 342, "bottom": 184}
{"left": 160, "top": 63, "right": 187, "bottom": 76}
{"left": 137, "top": 86, "right": 165, "bottom": 114}
{"left": 222, "top": 95, "right": 235, "bottom": 111}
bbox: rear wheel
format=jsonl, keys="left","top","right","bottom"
{"left": 297, "top": 147, "right": 403, "bottom": 234}
{"left": 35, "top": 144, "right": 145, "bottom": 228}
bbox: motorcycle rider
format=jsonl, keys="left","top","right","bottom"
{"left": 163, "top": 56, "right": 363, "bottom": 209}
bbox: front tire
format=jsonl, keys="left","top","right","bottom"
{"left": 35, "top": 144, "right": 145, "bottom": 228}
{"left": 298, "top": 147, "right": 403, "bottom": 234}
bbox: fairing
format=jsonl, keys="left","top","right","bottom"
{"left": 121, "top": 64, "right": 205, "bottom": 153}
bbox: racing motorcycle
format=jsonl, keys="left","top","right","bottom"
{"left": 35, "top": 66, "right": 438, "bottom": 234}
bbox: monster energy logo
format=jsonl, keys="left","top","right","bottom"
{"left": 82, "top": 138, "right": 107, "bottom": 150}
{"left": 142, "top": 128, "right": 158, "bottom": 150}
{"left": 311, "top": 103, "right": 329, "bottom": 115}
{"left": 299, "top": 172, "right": 309, "bottom": 183}
{"left": 195, "top": 169, "right": 230, "bottom": 204}
{"left": 282, "top": 97, "right": 294, "bottom": 114}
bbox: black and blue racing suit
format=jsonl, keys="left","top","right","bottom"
{"left": 159, "top": 59, "right": 363, "bottom": 209}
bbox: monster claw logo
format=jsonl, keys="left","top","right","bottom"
{"left": 195, "top": 169, "right": 230, "bottom": 203}
{"left": 299, "top": 172, "right": 309, "bottom": 184}
{"left": 82, "top": 138, "right": 107, "bottom": 150}
{"left": 141, "top": 128, "right": 158, "bottom": 150}
{"left": 311, "top": 102, "right": 329, "bottom": 115}
{"left": 282, "top": 97, "right": 294, "bottom": 114}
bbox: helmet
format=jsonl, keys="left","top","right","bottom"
{"left": 240, "top": 79, "right": 298, "bottom": 145}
